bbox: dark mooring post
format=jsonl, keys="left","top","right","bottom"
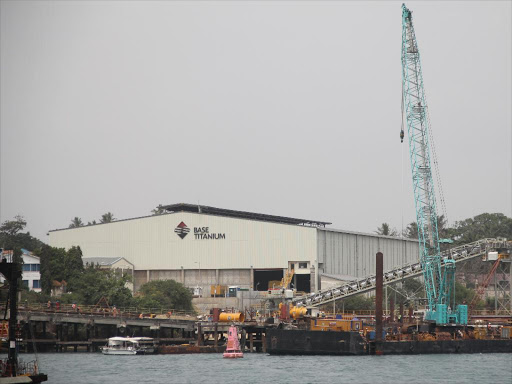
{"left": 7, "top": 262, "right": 21, "bottom": 375}
{"left": 375, "top": 252, "right": 383, "bottom": 355}
{"left": 196, "top": 323, "right": 203, "bottom": 347}
{"left": 214, "top": 323, "right": 218, "bottom": 348}
{"left": 389, "top": 297, "right": 395, "bottom": 323}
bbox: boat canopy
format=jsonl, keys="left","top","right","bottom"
{"left": 107, "top": 337, "right": 141, "bottom": 346}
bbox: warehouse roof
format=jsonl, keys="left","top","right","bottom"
{"left": 83, "top": 257, "right": 133, "bottom": 267}
{"left": 161, "top": 203, "right": 331, "bottom": 227}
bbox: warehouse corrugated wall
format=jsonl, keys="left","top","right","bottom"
{"left": 49, "top": 212, "right": 318, "bottom": 271}
{"left": 317, "top": 228, "right": 419, "bottom": 278}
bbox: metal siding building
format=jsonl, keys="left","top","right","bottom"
{"left": 49, "top": 204, "right": 420, "bottom": 293}
{"left": 317, "top": 228, "right": 419, "bottom": 278}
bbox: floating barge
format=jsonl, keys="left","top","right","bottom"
{"left": 266, "top": 329, "right": 366, "bottom": 355}
{"left": 266, "top": 325, "right": 512, "bottom": 356}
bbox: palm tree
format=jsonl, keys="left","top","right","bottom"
{"left": 100, "top": 212, "right": 115, "bottom": 223}
{"left": 151, "top": 204, "right": 166, "bottom": 216}
{"left": 376, "top": 223, "right": 397, "bottom": 236}
{"left": 69, "top": 217, "right": 84, "bottom": 228}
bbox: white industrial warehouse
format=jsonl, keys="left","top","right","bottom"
{"left": 49, "top": 203, "right": 420, "bottom": 294}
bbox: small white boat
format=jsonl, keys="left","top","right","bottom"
{"left": 132, "top": 337, "right": 157, "bottom": 354}
{"left": 101, "top": 337, "right": 152, "bottom": 355}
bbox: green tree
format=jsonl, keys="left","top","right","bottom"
{"left": 37, "top": 245, "right": 54, "bottom": 294}
{"left": 135, "top": 280, "right": 193, "bottom": 311}
{"left": 339, "top": 294, "right": 375, "bottom": 311}
{"left": 454, "top": 281, "right": 483, "bottom": 308}
{"left": 71, "top": 265, "right": 133, "bottom": 307}
{"left": 37, "top": 245, "right": 68, "bottom": 294}
{"left": 0, "top": 215, "right": 27, "bottom": 237}
{"left": 402, "top": 215, "right": 449, "bottom": 241}
{"left": 69, "top": 217, "right": 84, "bottom": 228}
{"left": 100, "top": 212, "right": 115, "bottom": 223}
{"left": 375, "top": 223, "right": 397, "bottom": 236}
{"left": 451, "top": 213, "right": 512, "bottom": 245}
{"left": 0, "top": 216, "right": 42, "bottom": 265}
{"left": 36, "top": 245, "right": 84, "bottom": 294}
{"left": 65, "top": 246, "right": 84, "bottom": 291}
{"left": 151, "top": 205, "right": 166, "bottom": 215}
{"left": 0, "top": 215, "right": 44, "bottom": 254}
{"left": 387, "top": 278, "right": 425, "bottom": 306}
{"left": 87, "top": 220, "right": 97, "bottom": 226}
{"left": 437, "top": 215, "right": 450, "bottom": 239}
{"left": 403, "top": 221, "right": 418, "bottom": 239}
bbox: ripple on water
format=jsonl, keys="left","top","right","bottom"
{"left": 4, "top": 352, "right": 512, "bottom": 384}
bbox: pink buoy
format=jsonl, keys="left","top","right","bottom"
{"left": 223, "top": 326, "right": 244, "bottom": 358}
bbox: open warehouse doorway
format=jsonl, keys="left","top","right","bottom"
{"left": 294, "top": 274, "right": 311, "bottom": 293}
{"left": 253, "top": 269, "right": 283, "bottom": 291}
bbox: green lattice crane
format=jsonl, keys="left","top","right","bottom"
{"left": 401, "top": 4, "right": 467, "bottom": 325}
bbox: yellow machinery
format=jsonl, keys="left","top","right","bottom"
{"left": 269, "top": 269, "right": 295, "bottom": 290}
{"left": 289, "top": 305, "right": 307, "bottom": 320}
{"left": 472, "top": 327, "right": 487, "bottom": 340}
{"left": 210, "top": 285, "right": 227, "bottom": 297}
{"left": 310, "top": 317, "right": 363, "bottom": 332}
{"left": 219, "top": 312, "right": 245, "bottom": 322}
{"left": 280, "top": 269, "right": 294, "bottom": 289}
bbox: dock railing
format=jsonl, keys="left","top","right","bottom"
{"left": 3, "top": 302, "right": 197, "bottom": 320}
{"left": 317, "top": 309, "right": 511, "bottom": 318}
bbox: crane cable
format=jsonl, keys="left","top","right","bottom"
{"left": 401, "top": 81, "right": 406, "bottom": 268}
{"left": 400, "top": 80, "right": 405, "bottom": 240}
{"left": 425, "top": 94, "right": 449, "bottom": 228}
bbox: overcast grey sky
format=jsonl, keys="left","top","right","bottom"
{"left": 1, "top": 1, "right": 511, "bottom": 242}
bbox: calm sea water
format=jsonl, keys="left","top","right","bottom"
{"left": 5, "top": 352, "right": 512, "bottom": 384}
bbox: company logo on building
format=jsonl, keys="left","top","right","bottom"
{"left": 194, "top": 227, "right": 226, "bottom": 240}
{"left": 174, "top": 222, "right": 190, "bottom": 239}
{"left": 174, "top": 222, "right": 226, "bottom": 240}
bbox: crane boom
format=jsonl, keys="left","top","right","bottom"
{"left": 401, "top": 4, "right": 467, "bottom": 324}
